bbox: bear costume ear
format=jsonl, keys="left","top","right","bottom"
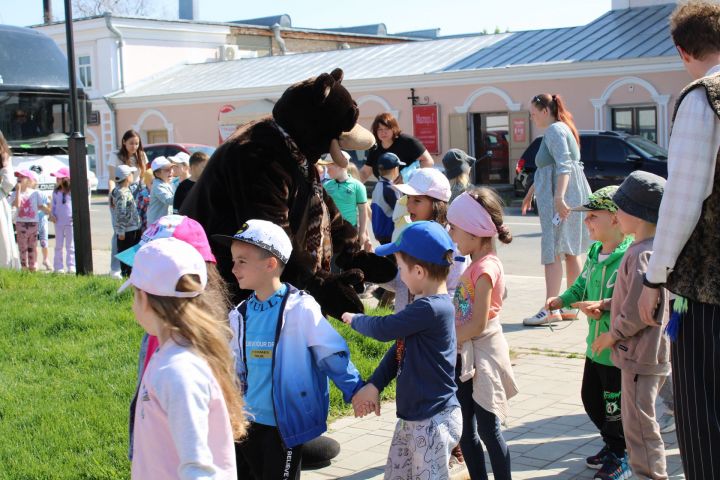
{"left": 314, "top": 73, "right": 336, "bottom": 101}
{"left": 330, "top": 68, "right": 344, "bottom": 83}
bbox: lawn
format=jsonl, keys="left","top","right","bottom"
{"left": 0, "top": 270, "right": 393, "bottom": 479}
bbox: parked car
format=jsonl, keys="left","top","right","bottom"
{"left": 514, "top": 130, "right": 668, "bottom": 199}
{"left": 143, "top": 143, "right": 216, "bottom": 162}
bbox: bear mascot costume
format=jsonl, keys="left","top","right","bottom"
{"left": 180, "top": 68, "right": 396, "bottom": 471}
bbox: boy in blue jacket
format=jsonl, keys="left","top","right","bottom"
{"left": 214, "top": 219, "right": 366, "bottom": 479}
{"left": 342, "top": 221, "right": 461, "bottom": 479}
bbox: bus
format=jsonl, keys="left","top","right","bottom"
{"left": 0, "top": 24, "right": 97, "bottom": 192}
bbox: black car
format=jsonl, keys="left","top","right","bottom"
{"left": 513, "top": 130, "right": 668, "bottom": 197}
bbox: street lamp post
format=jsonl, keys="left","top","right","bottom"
{"left": 63, "top": 0, "right": 93, "bottom": 274}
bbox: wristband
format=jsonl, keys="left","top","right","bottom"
{"left": 642, "top": 274, "right": 663, "bottom": 289}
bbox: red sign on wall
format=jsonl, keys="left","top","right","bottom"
{"left": 412, "top": 105, "right": 440, "bottom": 155}
{"left": 512, "top": 117, "right": 527, "bottom": 143}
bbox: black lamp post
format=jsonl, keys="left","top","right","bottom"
{"left": 63, "top": 0, "right": 93, "bottom": 274}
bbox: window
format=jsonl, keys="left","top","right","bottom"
{"left": 611, "top": 106, "right": 657, "bottom": 143}
{"left": 78, "top": 55, "right": 92, "bottom": 88}
{"left": 595, "top": 137, "right": 629, "bottom": 164}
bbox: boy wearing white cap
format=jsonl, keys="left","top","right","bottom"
{"left": 147, "top": 157, "right": 175, "bottom": 226}
{"left": 111, "top": 165, "right": 141, "bottom": 276}
{"left": 213, "top": 219, "right": 366, "bottom": 479}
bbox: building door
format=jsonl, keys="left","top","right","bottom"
{"left": 471, "top": 113, "right": 509, "bottom": 184}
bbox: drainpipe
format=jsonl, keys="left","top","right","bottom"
{"left": 103, "top": 12, "right": 125, "bottom": 188}
{"left": 270, "top": 23, "right": 287, "bottom": 55}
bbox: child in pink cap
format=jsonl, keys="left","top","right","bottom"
{"left": 50, "top": 167, "right": 75, "bottom": 273}
{"left": 10, "top": 169, "right": 49, "bottom": 270}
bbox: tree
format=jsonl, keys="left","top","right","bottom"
{"left": 72, "top": 0, "right": 160, "bottom": 17}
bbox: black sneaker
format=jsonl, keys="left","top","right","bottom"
{"left": 593, "top": 452, "right": 631, "bottom": 480}
{"left": 586, "top": 445, "right": 609, "bottom": 469}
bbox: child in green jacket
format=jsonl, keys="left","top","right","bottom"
{"left": 546, "top": 186, "right": 633, "bottom": 480}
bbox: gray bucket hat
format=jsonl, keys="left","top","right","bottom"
{"left": 612, "top": 171, "right": 666, "bottom": 224}
{"left": 442, "top": 149, "right": 476, "bottom": 180}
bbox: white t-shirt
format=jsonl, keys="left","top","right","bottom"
{"left": 10, "top": 189, "right": 45, "bottom": 223}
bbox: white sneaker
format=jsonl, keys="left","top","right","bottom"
{"left": 110, "top": 270, "right": 123, "bottom": 280}
{"left": 658, "top": 411, "right": 675, "bottom": 433}
{"left": 523, "top": 308, "right": 562, "bottom": 326}
{"left": 67, "top": 267, "right": 76, "bottom": 274}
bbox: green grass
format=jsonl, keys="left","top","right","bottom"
{"left": 0, "top": 270, "right": 394, "bottom": 478}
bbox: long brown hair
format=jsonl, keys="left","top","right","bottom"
{"left": 119, "top": 129, "right": 147, "bottom": 174}
{"left": 0, "top": 130, "right": 10, "bottom": 169}
{"left": 144, "top": 274, "right": 247, "bottom": 440}
{"left": 467, "top": 187, "right": 512, "bottom": 245}
{"left": 531, "top": 94, "right": 580, "bottom": 145}
{"left": 54, "top": 177, "right": 71, "bottom": 198}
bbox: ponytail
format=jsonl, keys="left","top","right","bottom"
{"left": 531, "top": 93, "right": 580, "bottom": 145}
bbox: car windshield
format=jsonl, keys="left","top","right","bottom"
{"left": 626, "top": 136, "right": 667, "bottom": 160}
{"left": 187, "top": 145, "right": 216, "bottom": 156}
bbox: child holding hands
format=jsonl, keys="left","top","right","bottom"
{"left": 343, "top": 221, "right": 461, "bottom": 479}
{"left": 11, "top": 169, "right": 50, "bottom": 271}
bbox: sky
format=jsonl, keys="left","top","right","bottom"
{"left": 1, "top": 0, "right": 612, "bottom": 36}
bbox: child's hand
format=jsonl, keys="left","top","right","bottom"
{"left": 351, "top": 383, "right": 380, "bottom": 418}
{"left": 118, "top": 234, "right": 125, "bottom": 241}
{"left": 545, "top": 296, "right": 563, "bottom": 311}
{"left": 341, "top": 312, "right": 355, "bottom": 325}
{"left": 49, "top": 215, "right": 57, "bottom": 223}
{"left": 572, "top": 300, "right": 604, "bottom": 320}
{"left": 591, "top": 332, "right": 616, "bottom": 355}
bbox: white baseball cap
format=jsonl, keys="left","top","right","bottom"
{"left": 212, "top": 219, "right": 293, "bottom": 265}
{"left": 168, "top": 152, "right": 190, "bottom": 165}
{"left": 150, "top": 156, "right": 172, "bottom": 171}
{"left": 392, "top": 168, "right": 451, "bottom": 202}
{"left": 117, "top": 237, "right": 207, "bottom": 297}
{"left": 115, "top": 164, "right": 137, "bottom": 182}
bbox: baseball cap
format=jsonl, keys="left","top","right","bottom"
{"left": 117, "top": 237, "right": 207, "bottom": 298}
{"left": 14, "top": 168, "right": 38, "bottom": 183}
{"left": 393, "top": 168, "right": 451, "bottom": 202}
{"left": 442, "top": 149, "right": 476, "bottom": 180}
{"left": 376, "top": 220, "right": 454, "bottom": 266}
{"left": 317, "top": 150, "right": 351, "bottom": 166}
{"left": 571, "top": 186, "right": 620, "bottom": 213}
{"left": 115, "top": 164, "right": 137, "bottom": 182}
{"left": 51, "top": 167, "right": 71, "bottom": 179}
{"left": 150, "top": 156, "right": 172, "bottom": 171}
{"left": 377, "top": 152, "right": 405, "bottom": 170}
{"left": 168, "top": 152, "right": 190, "bottom": 165}
{"left": 116, "top": 214, "right": 216, "bottom": 267}
{"left": 212, "top": 219, "right": 292, "bottom": 265}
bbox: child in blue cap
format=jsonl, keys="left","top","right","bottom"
{"left": 342, "top": 220, "right": 461, "bottom": 479}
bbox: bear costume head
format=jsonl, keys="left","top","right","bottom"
{"left": 181, "top": 68, "right": 396, "bottom": 318}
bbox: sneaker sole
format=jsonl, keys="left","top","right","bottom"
{"left": 586, "top": 461, "right": 603, "bottom": 470}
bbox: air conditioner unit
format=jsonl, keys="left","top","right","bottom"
{"left": 218, "top": 45, "right": 258, "bottom": 61}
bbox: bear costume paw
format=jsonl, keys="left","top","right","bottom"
{"left": 306, "top": 269, "right": 365, "bottom": 319}
{"left": 335, "top": 250, "right": 397, "bottom": 284}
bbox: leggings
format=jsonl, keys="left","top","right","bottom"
{"left": 16, "top": 221, "right": 38, "bottom": 270}
{"left": 456, "top": 369, "right": 512, "bottom": 480}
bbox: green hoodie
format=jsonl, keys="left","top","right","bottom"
{"left": 559, "top": 236, "right": 633, "bottom": 366}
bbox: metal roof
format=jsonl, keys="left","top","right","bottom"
{"left": 113, "top": 4, "right": 678, "bottom": 100}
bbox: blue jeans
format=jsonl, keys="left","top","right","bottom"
{"left": 456, "top": 372, "right": 512, "bottom": 480}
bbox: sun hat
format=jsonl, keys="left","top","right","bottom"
{"left": 442, "top": 149, "right": 476, "bottom": 180}
{"left": 377, "top": 152, "right": 405, "bottom": 170}
{"left": 14, "top": 168, "right": 38, "bottom": 183}
{"left": 212, "top": 219, "right": 293, "bottom": 265}
{"left": 51, "top": 167, "right": 71, "bottom": 179}
{"left": 393, "top": 168, "right": 451, "bottom": 202}
{"left": 612, "top": 171, "right": 665, "bottom": 224}
{"left": 117, "top": 237, "right": 207, "bottom": 298}
{"left": 317, "top": 150, "right": 351, "bottom": 166}
{"left": 114, "top": 164, "right": 137, "bottom": 182}
{"left": 376, "top": 221, "right": 454, "bottom": 266}
{"left": 116, "top": 214, "right": 216, "bottom": 267}
{"left": 571, "top": 185, "right": 620, "bottom": 213}
{"left": 150, "top": 156, "right": 172, "bottom": 171}
{"left": 168, "top": 152, "right": 191, "bottom": 165}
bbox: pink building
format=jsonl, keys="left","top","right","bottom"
{"left": 110, "top": 0, "right": 688, "bottom": 187}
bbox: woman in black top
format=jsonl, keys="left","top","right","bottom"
{"left": 360, "top": 112, "right": 434, "bottom": 182}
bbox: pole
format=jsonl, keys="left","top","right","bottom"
{"left": 64, "top": 0, "right": 93, "bottom": 274}
{"left": 43, "top": 0, "right": 52, "bottom": 24}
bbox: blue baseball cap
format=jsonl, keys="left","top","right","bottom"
{"left": 376, "top": 221, "right": 453, "bottom": 266}
{"left": 377, "top": 152, "right": 405, "bottom": 170}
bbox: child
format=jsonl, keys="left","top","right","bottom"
{"left": 173, "top": 151, "right": 208, "bottom": 214}
{"left": 111, "top": 165, "right": 141, "bottom": 277}
{"left": 36, "top": 190, "right": 51, "bottom": 270}
{"left": 546, "top": 186, "right": 632, "bottom": 479}
{"left": 447, "top": 190, "right": 518, "bottom": 480}
{"left": 169, "top": 151, "right": 191, "bottom": 192}
{"left": 11, "top": 169, "right": 49, "bottom": 271}
{"left": 135, "top": 169, "right": 153, "bottom": 233}
{"left": 49, "top": 167, "right": 75, "bottom": 273}
{"left": 118, "top": 237, "right": 246, "bottom": 477}
{"left": 370, "top": 152, "right": 404, "bottom": 244}
{"left": 146, "top": 157, "right": 174, "bottom": 226}
{"left": 319, "top": 151, "right": 370, "bottom": 246}
{"left": 591, "top": 172, "right": 669, "bottom": 480}
{"left": 342, "top": 221, "right": 462, "bottom": 479}
{"left": 213, "top": 219, "right": 366, "bottom": 479}
{"left": 442, "top": 149, "right": 476, "bottom": 202}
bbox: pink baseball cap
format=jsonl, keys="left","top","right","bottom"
{"left": 51, "top": 167, "right": 71, "bottom": 179}
{"left": 117, "top": 237, "right": 207, "bottom": 297}
{"left": 116, "top": 214, "right": 216, "bottom": 267}
{"left": 392, "top": 168, "right": 451, "bottom": 202}
{"left": 14, "top": 169, "right": 39, "bottom": 183}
